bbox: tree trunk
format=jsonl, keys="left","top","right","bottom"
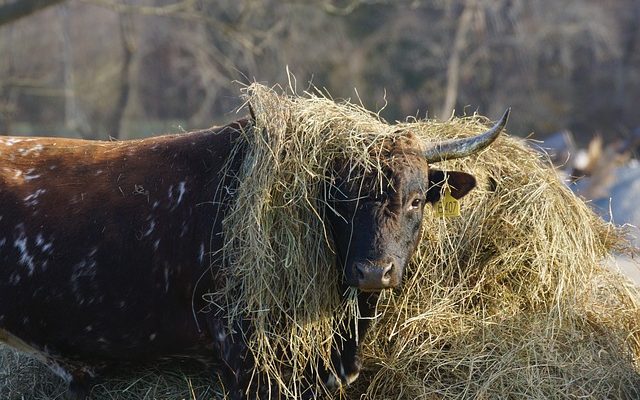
{"left": 59, "top": 4, "right": 91, "bottom": 137}
{"left": 439, "top": 0, "right": 476, "bottom": 119}
{"left": 105, "top": 12, "right": 134, "bottom": 139}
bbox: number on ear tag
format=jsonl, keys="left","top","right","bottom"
{"left": 433, "top": 187, "right": 460, "bottom": 218}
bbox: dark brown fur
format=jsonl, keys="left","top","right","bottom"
{"left": 0, "top": 121, "right": 247, "bottom": 397}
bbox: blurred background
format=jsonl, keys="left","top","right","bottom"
{"left": 1, "top": 0, "right": 640, "bottom": 246}
{"left": 2, "top": 0, "right": 639, "bottom": 141}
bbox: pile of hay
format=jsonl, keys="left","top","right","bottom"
{"left": 218, "top": 83, "right": 640, "bottom": 399}
{"left": 1, "top": 345, "right": 217, "bottom": 399}
{"left": 349, "top": 117, "right": 640, "bottom": 399}
{"left": 2, "top": 83, "right": 640, "bottom": 399}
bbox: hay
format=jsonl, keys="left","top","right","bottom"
{"left": 0, "top": 344, "right": 219, "bottom": 399}
{"left": 346, "top": 116, "right": 640, "bottom": 399}
{"left": 219, "top": 83, "right": 398, "bottom": 396}
{"left": 219, "top": 83, "right": 640, "bottom": 398}
{"left": 2, "top": 83, "right": 640, "bottom": 399}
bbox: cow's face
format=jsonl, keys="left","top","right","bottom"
{"left": 325, "top": 109, "right": 509, "bottom": 291}
{"left": 326, "top": 144, "right": 477, "bottom": 292}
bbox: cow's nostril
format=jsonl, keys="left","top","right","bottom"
{"left": 381, "top": 262, "right": 394, "bottom": 284}
{"left": 383, "top": 269, "right": 392, "bottom": 281}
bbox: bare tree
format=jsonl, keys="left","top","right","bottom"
{"left": 104, "top": 10, "right": 134, "bottom": 139}
{"left": 60, "top": 4, "right": 92, "bottom": 136}
{"left": 439, "top": 0, "right": 476, "bottom": 119}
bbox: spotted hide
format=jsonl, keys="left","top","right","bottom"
{"left": 0, "top": 122, "right": 248, "bottom": 398}
{"left": 0, "top": 112, "right": 507, "bottom": 399}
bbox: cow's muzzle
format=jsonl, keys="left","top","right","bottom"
{"left": 353, "top": 260, "right": 398, "bottom": 291}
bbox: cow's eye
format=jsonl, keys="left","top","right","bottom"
{"left": 409, "top": 198, "right": 422, "bottom": 210}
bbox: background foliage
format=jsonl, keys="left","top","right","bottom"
{"left": 1, "top": 0, "right": 639, "bottom": 143}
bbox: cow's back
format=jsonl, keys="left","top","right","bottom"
{"left": 0, "top": 121, "right": 246, "bottom": 365}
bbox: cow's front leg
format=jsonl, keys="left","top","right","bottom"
{"left": 208, "top": 317, "right": 255, "bottom": 400}
{"left": 322, "top": 291, "right": 379, "bottom": 389}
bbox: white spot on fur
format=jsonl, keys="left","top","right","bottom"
{"left": 176, "top": 181, "right": 186, "bottom": 204}
{"left": 198, "top": 243, "right": 205, "bottom": 264}
{"left": 167, "top": 185, "right": 174, "bottom": 200}
{"left": 24, "top": 189, "right": 46, "bottom": 207}
{"left": 9, "top": 272, "right": 21, "bottom": 285}
{"left": 85, "top": 325, "right": 93, "bottom": 332}
{"left": 23, "top": 173, "right": 41, "bottom": 181}
{"left": 88, "top": 247, "right": 98, "bottom": 258}
{"left": 153, "top": 239, "right": 160, "bottom": 250}
{"left": 23, "top": 168, "right": 41, "bottom": 181}
{"left": 164, "top": 266, "right": 170, "bottom": 293}
{"left": 34, "top": 234, "right": 54, "bottom": 254}
{"left": 41, "top": 241, "right": 53, "bottom": 254}
{"left": 14, "top": 225, "right": 35, "bottom": 275}
{"left": 144, "top": 220, "right": 156, "bottom": 237}
{"left": 0, "top": 237, "right": 6, "bottom": 247}
{"left": 1, "top": 138, "right": 23, "bottom": 146}
{"left": 180, "top": 221, "right": 189, "bottom": 237}
{"left": 149, "top": 333, "right": 157, "bottom": 341}
{"left": 18, "top": 144, "right": 43, "bottom": 156}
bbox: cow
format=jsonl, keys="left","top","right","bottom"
{"left": 0, "top": 109, "right": 509, "bottom": 399}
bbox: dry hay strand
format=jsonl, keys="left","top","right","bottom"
{"left": 0, "top": 344, "right": 66, "bottom": 399}
{"left": 220, "top": 83, "right": 640, "bottom": 399}
{"left": 0, "top": 343, "right": 220, "bottom": 399}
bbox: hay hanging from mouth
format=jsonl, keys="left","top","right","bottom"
{"left": 219, "top": 83, "right": 640, "bottom": 399}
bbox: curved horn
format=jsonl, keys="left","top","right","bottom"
{"left": 424, "top": 108, "right": 510, "bottom": 163}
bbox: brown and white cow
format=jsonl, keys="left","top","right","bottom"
{"left": 0, "top": 110, "right": 509, "bottom": 399}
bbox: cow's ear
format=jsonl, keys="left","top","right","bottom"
{"left": 426, "top": 169, "right": 477, "bottom": 204}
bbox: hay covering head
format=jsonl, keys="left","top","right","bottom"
{"left": 219, "top": 83, "right": 508, "bottom": 395}
{"left": 220, "top": 85, "right": 640, "bottom": 399}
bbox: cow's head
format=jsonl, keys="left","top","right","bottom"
{"left": 326, "top": 110, "right": 509, "bottom": 291}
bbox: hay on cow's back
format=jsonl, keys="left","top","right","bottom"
{"left": 220, "top": 83, "right": 640, "bottom": 398}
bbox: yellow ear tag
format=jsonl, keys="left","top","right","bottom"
{"left": 434, "top": 187, "right": 460, "bottom": 218}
